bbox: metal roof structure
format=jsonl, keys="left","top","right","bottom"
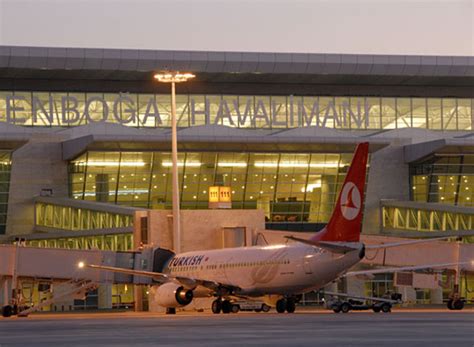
{"left": 1, "top": 46, "right": 472, "bottom": 76}
{"left": 0, "top": 46, "right": 473, "bottom": 97}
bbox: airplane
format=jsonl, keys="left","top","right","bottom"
{"left": 83, "top": 142, "right": 466, "bottom": 314}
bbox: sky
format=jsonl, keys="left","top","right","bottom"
{"left": 0, "top": 0, "right": 472, "bottom": 56}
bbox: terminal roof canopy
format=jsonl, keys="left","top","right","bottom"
{"left": 0, "top": 46, "right": 473, "bottom": 96}
{"left": 60, "top": 124, "right": 391, "bottom": 160}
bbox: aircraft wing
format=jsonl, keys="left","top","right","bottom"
{"left": 342, "top": 261, "right": 468, "bottom": 277}
{"left": 365, "top": 236, "right": 453, "bottom": 250}
{"left": 86, "top": 264, "right": 237, "bottom": 292}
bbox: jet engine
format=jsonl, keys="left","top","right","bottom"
{"left": 155, "top": 282, "right": 194, "bottom": 308}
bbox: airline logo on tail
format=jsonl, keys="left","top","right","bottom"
{"left": 311, "top": 142, "right": 369, "bottom": 242}
{"left": 340, "top": 182, "right": 361, "bottom": 221}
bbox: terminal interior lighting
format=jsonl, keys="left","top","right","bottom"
{"left": 217, "top": 162, "right": 248, "bottom": 168}
{"left": 83, "top": 161, "right": 146, "bottom": 167}
{"left": 254, "top": 162, "right": 343, "bottom": 168}
{"left": 161, "top": 161, "right": 201, "bottom": 167}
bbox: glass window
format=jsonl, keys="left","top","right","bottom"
{"left": 381, "top": 98, "right": 396, "bottom": 129}
{"left": 319, "top": 97, "right": 338, "bottom": 128}
{"left": 412, "top": 98, "right": 427, "bottom": 129}
{"left": 366, "top": 97, "right": 381, "bottom": 129}
{"left": 0, "top": 150, "right": 11, "bottom": 234}
{"left": 271, "top": 96, "right": 288, "bottom": 128}
{"left": 457, "top": 99, "right": 472, "bottom": 130}
{"left": 254, "top": 96, "right": 271, "bottom": 128}
{"left": 442, "top": 99, "right": 457, "bottom": 130}
{"left": 410, "top": 154, "right": 474, "bottom": 207}
{"left": 299, "top": 96, "right": 318, "bottom": 127}
{"left": 70, "top": 150, "right": 360, "bottom": 226}
{"left": 0, "top": 92, "right": 471, "bottom": 131}
{"left": 427, "top": 98, "right": 442, "bottom": 130}
{"left": 11, "top": 92, "right": 32, "bottom": 126}
{"left": 396, "top": 98, "right": 411, "bottom": 128}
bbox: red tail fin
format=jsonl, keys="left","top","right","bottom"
{"left": 311, "top": 142, "right": 369, "bottom": 242}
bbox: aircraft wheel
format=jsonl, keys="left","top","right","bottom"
{"left": 333, "top": 308, "right": 341, "bottom": 313}
{"left": 254, "top": 308, "right": 262, "bottom": 313}
{"left": 381, "top": 303, "right": 391, "bottom": 313}
{"left": 340, "top": 302, "right": 351, "bottom": 313}
{"left": 262, "top": 304, "right": 271, "bottom": 313}
{"left": 231, "top": 304, "right": 240, "bottom": 313}
{"left": 447, "top": 299, "right": 454, "bottom": 310}
{"left": 166, "top": 307, "right": 176, "bottom": 314}
{"left": 453, "top": 300, "right": 464, "bottom": 310}
{"left": 276, "top": 299, "right": 286, "bottom": 313}
{"left": 372, "top": 306, "right": 381, "bottom": 313}
{"left": 211, "top": 299, "right": 222, "bottom": 314}
{"left": 286, "top": 299, "right": 296, "bottom": 313}
{"left": 2, "top": 305, "right": 12, "bottom": 318}
{"left": 222, "top": 300, "right": 232, "bottom": 314}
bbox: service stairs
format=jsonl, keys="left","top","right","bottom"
{"left": 18, "top": 279, "right": 97, "bottom": 317}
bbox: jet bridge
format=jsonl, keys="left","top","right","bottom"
{"left": 0, "top": 243, "right": 166, "bottom": 317}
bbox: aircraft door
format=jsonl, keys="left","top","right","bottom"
{"left": 303, "top": 249, "right": 314, "bottom": 275}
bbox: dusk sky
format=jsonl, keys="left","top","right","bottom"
{"left": 0, "top": 0, "right": 472, "bottom": 55}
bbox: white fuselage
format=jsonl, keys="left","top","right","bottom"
{"left": 164, "top": 243, "right": 364, "bottom": 296}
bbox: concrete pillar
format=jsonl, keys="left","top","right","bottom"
{"left": 6, "top": 134, "right": 69, "bottom": 236}
{"left": 97, "top": 284, "right": 112, "bottom": 310}
{"left": 430, "top": 287, "right": 443, "bottom": 304}
{"left": 1, "top": 276, "right": 11, "bottom": 306}
{"left": 362, "top": 144, "right": 410, "bottom": 235}
{"left": 134, "top": 286, "right": 143, "bottom": 312}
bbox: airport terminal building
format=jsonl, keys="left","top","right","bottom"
{"left": 0, "top": 46, "right": 473, "bottom": 308}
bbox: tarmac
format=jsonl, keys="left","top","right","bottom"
{"left": 0, "top": 309, "right": 473, "bottom": 346}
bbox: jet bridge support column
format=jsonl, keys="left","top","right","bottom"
{"left": 98, "top": 284, "right": 112, "bottom": 310}
{"left": 134, "top": 286, "right": 144, "bottom": 312}
{"left": 430, "top": 287, "right": 443, "bottom": 304}
{"left": 1, "top": 276, "right": 10, "bottom": 307}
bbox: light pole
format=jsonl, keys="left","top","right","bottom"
{"left": 154, "top": 72, "right": 195, "bottom": 253}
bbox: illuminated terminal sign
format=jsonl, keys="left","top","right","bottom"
{"left": 0, "top": 92, "right": 472, "bottom": 130}
{"left": 209, "top": 186, "right": 232, "bottom": 209}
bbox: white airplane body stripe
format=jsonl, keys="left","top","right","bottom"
{"left": 165, "top": 243, "right": 363, "bottom": 296}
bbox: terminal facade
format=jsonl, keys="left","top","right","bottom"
{"left": 0, "top": 46, "right": 473, "bottom": 309}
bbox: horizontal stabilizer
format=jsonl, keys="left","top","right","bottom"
{"left": 285, "top": 236, "right": 360, "bottom": 254}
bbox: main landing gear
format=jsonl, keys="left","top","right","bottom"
{"left": 1, "top": 305, "right": 18, "bottom": 318}
{"left": 211, "top": 298, "right": 236, "bottom": 314}
{"left": 276, "top": 298, "right": 296, "bottom": 313}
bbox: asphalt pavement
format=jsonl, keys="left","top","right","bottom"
{"left": 0, "top": 310, "right": 473, "bottom": 346}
